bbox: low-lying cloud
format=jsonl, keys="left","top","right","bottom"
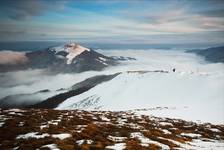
{"left": 0, "top": 51, "right": 28, "bottom": 65}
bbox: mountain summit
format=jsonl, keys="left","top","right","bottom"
{"left": 50, "top": 43, "right": 90, "bottom": 65}
{"left": 0, "top": 43, "right": 118, "bottom": 73}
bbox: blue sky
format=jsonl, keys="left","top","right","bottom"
{"left": 0, "top": 0, "right": 224, "bottom": 44}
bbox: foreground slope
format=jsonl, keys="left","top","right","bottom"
{"left": 0, "top": 109, "right": 224, "bottom": 150}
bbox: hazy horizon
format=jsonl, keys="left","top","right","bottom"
{"left": 0, "top": 41, "right": 224, "bottom": 52}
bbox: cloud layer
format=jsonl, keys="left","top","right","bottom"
{"left": 0, "top": 51, "right": 28, "bottom": 65}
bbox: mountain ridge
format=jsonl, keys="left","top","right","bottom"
{"left": 0, "top": 43, "right": 118, "bottom": 73}
{"left": 187, "top": 46, "right": 224, "bottom": 63}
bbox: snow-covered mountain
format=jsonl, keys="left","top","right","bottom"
{"left": 51, "top": 43, "right": 91, "bottom": 65}
{"left": 0, "top": 43, "right": 118, "bottom": 73}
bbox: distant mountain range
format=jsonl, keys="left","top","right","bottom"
{"left": 187, "top": 46, "right": 224, "bottom": 63}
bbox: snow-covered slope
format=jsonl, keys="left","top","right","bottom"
{"left": 56, "top": 70, "right": 224, "bottom": 124}
{"left": 56, "top": 49, "right": 224, "bottom": 124}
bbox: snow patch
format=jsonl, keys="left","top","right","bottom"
{"left": 181, "top": 133, "right": 201, "bottom": 138}
{"left": 105, "top": 143, "right": 126, "bottom": 150}
{"left": 100, "top": 115, "right": 110, "bottom": 122}
{"left": 107, "top": 135, "right": 127, "bottom": 142}
{"left": 159, "top": 122, "right": 173, "bottom": 126}
{"left": 16, "top": 132, "right": 50, "bottom": 139}
{"left": 187, "top": 139, "right": 224, "bottom": 149}
{"left": 76, "top": 139, "right": 93, "bottom": 145}
{"left": 162, "top": 129, "right": 172, "bottom": 134}
{"left": 130, "top": 132, "right": 170, "bottom": 149}
{"left": 210, "top": 128, "right": 221, "bottom": 132}
{"left": 40, "top": 144, "right": 60, "bottom": 150}
{"left": 51, "top": 133, "right": 71, "bottom": 140}
{"left": 0, "top": 122, "right": 4, "bottom": 127}
{"left": 40, "top": 124, "right": 49, "bottom": 129}
{"left": 18, "top": 122, "right": 24, "bottom": 127}
{"left": 98, "top": 57, "right": 107, "bottom": 61}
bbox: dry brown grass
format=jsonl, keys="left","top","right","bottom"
{"left": 0, "top": 109, "right": 223, "bottom": 150}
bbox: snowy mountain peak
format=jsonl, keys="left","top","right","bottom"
{"left": 52, "top": 42, "right": 90, "bottom": 64}
{"left": 65, "top": 43, "right": 90, "bottom": 52}
{"left": 64, "top": 43, "right": 90, "bottom": 64}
